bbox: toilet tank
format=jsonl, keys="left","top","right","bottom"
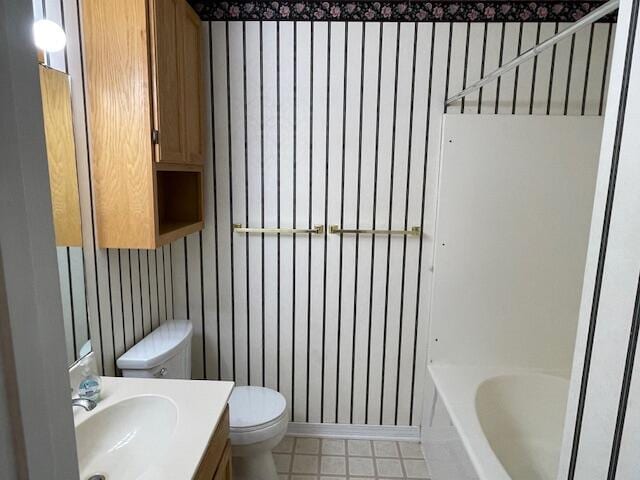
{"left": 116, "top": 320, "right": 193, "bottom": 379}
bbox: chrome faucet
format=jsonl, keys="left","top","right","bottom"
{"left": 72, "top": 397, "right": 97, "bottom": 411}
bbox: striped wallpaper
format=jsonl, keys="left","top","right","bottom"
{"left": 182, "top": 20, "right": 614, "bottom": 427}
{"left": 562, "top": 0, "right": 639, "bottom": 475}
{"left": 56, "top": 246, "right": 88, "bottom": 364}
{"left": 39, "top": 0, "right": 614, "bottom": 426}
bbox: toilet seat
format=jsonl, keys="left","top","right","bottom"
{"left": 229, "top": 386, "right": 288, "bottom": 446}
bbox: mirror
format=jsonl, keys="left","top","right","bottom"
{"left": 38, "top": 64, "right": 91, "bottom": 365}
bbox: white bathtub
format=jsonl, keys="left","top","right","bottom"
{"left": 429, "top": 366, "right": 570, "bottom": 480}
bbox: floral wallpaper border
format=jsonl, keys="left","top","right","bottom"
{"left": 189, "top": 1, "right": 616, "bottom": 22}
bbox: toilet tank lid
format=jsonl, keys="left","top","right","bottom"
{"left": 116, "top": 320, "right": 193, "bottom": 370}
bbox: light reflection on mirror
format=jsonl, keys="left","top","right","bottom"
{"left": 38, "top": 62, "right": 92, "bottom": 365}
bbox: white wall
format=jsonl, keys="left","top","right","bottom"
{"left": 558, "top": 0, "right": 640, "bottom": 477}
{"left": 429, "top": 114, "right": 602, "bottom": 371}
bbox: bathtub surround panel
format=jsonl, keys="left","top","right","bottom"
{"left": 430, "top": 115, "right": 603, "bottom": 370}
{"left": 557, "top": 0, "right": 640, "bottom": 477}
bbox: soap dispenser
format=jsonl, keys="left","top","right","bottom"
{"left": 78, "top": 356, "right": 101, "bottom": 403}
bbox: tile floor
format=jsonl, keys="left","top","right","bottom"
{"left": 273, "top": 436, "right": 431, "bottom": 479}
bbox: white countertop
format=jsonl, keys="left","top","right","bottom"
{"left": 73, "top": 376, "right": 234, "bottom": 480}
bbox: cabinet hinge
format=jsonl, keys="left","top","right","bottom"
{"left": 152, "top": 129, "right": 159, "bottom": 144}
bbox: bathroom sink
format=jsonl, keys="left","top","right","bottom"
{"left": 75, "top": 395, "right": 178, "bottom": 480}
{"left": 72, "top": 376, "right": 233, "bottom": 479}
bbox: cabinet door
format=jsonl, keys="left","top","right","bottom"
{"left": 81, "top": 0, "right": 157, "bottom": 248}
{"left": 213, "top": 442, "right": 232, "bottom": 480}
{"left": 182, "top": 5, "right": 204, "bottom": 164}
{"left": 150, "top": 0, "right": 186, "bottom": 164}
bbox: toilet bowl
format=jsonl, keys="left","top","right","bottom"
{"left": 229, "top": 386, "right": 288, "bottom": 480}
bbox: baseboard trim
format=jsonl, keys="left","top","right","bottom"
{"left": 287, "top": 422, "right": 420, "bottom": 442}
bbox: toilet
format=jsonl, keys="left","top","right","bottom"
{"left": 228, "top": 386, "right": 288, "bottom": 480}
{"left": 116, "top": 320, "right": 288, "bottom": 480}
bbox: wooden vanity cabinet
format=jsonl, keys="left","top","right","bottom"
{"left": 195, "top": 406, "right": 232, "bottom": 480}
{"left": 81, "top": 0, "right": 204, "bottom": 249}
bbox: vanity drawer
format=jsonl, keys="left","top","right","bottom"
{"left": 194, "top": 405, "right": 230, "bottom": 479}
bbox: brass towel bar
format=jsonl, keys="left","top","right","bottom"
{"left": 232, "top": 224, "right": 421, "bottom": 236}
{"left": 329, "top": 225, "right": 421, "bottom": 236}
{"left": 233, "top": 224, "right": 324, "bottom": 235}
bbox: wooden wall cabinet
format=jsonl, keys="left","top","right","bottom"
{"left": 81, "top": 0, "right": 204, "bottom": 249}
{"left": 195, "top": 406, "right": 233, "bottom": 480}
